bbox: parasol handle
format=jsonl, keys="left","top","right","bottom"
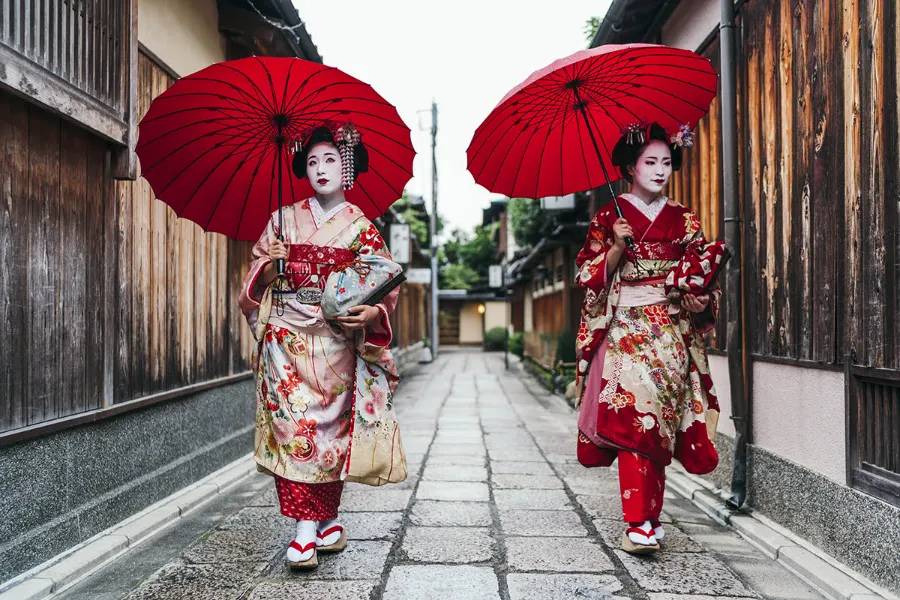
{"left": 276, "top": 120, "right": 286, "bottom": 275}
{"left": 573, "top": 87, "right": 635, "bottom": 251}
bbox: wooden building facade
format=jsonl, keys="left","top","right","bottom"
{"left": 590, "top": 0, "right": 900, "bottom": 593}
{"left": 0, "top": 0, "right": 326, "bottom": 585}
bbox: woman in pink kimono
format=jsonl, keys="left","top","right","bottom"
{"left": 239, "top": 123, "right": 398, "bottom": 569}
{"left": 574, "top": 123, "right": 723, "bottom": 554}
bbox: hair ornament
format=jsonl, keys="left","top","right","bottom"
{"left": 621, "top": 122, "right": 648, "bottom": 146}
{"left": 335, "top": 123, "right": 362, "bottom": 190}
{"left": 670, "top": 124, "right": 694, "bottom": 149}
{"left": 289, "top": 120, "right": 365, "bottom": 190}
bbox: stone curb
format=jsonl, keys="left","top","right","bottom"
{"left": 666, "top": 469, "right": 896, "bottom": 600}
{"left": 514, "top": 365, "right": 896, "bottom": 600}
{"left": 0, "top": 455, "right": 257, "bottom": 600}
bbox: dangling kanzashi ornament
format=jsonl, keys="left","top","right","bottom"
{"left": 336, "top": 123, "right": 362, "bottom": 190}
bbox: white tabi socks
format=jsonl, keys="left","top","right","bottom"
{"left": 286, "top": 519, "right": 317, "bottom": 564}
{"left": 316, "top": 519, "right": 343, "bottom": 547}
{"left": 627, "top": 520, "right": 658, "bottom": 546}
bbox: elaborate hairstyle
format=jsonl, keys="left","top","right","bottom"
{"left": 291, "top": 123, "right": 369, "bottom": 189}
{"left": 610, "top": 122, "right": 686, "bottom": 183}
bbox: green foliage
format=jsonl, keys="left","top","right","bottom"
{"left": 584, "top": 16, "right": 602, "bottom": 44}
{"left": 392, "top": 193, "right": 444, "bottom": 247}
{"left": 484, "top": 327, "right": 507, "bottom": 351}
{"left": 441, "top": 263, "right": 481, "bottom": 290}
{"left": 508, "top": 332, "right": 524, "bottom": 358}
{"left": 508, "top": 197, "right": 548, "bottom": 250}
{"left": 556, "top": 330, "right": 578, "bottom": 364}
{"left": 439, "top": 225, "right": 498, "bottom": 290}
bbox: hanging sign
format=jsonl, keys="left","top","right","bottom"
{"left": 389, "top": 223, "right": 411, "bottom": 264}
{"left": 489, "top": 265, "right": 503, "bottom": 288}
{"left": 406, "top": 268, "right": 432, "bottom": 285}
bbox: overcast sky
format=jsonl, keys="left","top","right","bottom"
{"left": 296, "top": 0, "right": 612, "bottom": 234}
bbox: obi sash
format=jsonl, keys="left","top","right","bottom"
{"left": 279, "top": 244, "right": 356, "bottom": 303}
{"left": 633, "top": 241, "right": 683, "bottom": 261}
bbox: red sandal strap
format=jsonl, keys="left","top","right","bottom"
{"left": 317, "top": 525, "right": 344, "bottom": 539}
{"left": 626, "top": 527, "right": 654, "bottom": 539}
{"left": 289, "top": 540, "right": 317, "bottom": 553}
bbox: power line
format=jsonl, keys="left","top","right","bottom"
{"left": 245, "top": 0, "right": 308, "bottom": 33}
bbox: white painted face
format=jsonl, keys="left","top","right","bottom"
{"left": 306, "top": 142, "right": 343, "bottom": 195}
{"left": 628, "top": 139, "right": 673, "bottom": 195}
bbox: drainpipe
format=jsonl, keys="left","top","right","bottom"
{"left": 719, "top": 0, "right": 748, "bottom": 509}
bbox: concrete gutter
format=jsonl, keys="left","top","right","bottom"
{"left": 0, "top": 456, "right": 259, "bottom": 600}
{"left": 665, "top": 467, "right": 897, "bottom": 600}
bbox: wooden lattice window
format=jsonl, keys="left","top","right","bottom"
{"left": 847, "top": 363, "right": 900, "bottom": 507}
{"left": 0, "top": 0, "right": 137, "bottom": 151}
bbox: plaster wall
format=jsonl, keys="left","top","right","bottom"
{"left": 751, "top": 362, "right": 846, "bottom": 484}
{"left": 484, "top": 301, "right": 508, "bottom": 333}
{"left": 707, "top": 354, "right": 735, "bottom": 437}
{"left": 139, "top": 0, "right": 227, "bottom": 77}
{"left": 661, "top": 0, "right": 720, "bottom": 51}
{"left": 523, "top": 288, "right": 534, "bottom": 332}
{"left": 459, "top": 303, "right": 485, "bottom": 344}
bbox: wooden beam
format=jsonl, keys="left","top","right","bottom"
{"left": 111, "top": 0, "right": 138, "bottom": 180}
{"left": 0, "top": 371, "right": 253, "bottom": 446}
{"left": 0, "top": 43, "right": 127, "bottom": 143}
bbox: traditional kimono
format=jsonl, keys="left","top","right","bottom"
{"left": 574, "top": 194, "right": 721, "bottom": 524}
{"left": 239, "top": 198, "right": 399, "bottom": 520}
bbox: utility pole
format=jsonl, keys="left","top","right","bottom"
{"left": 429, "top": 102, "right": 439, "bottom": 361}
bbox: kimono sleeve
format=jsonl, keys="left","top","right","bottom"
{"left": 682, "top": 211, "right": 722, "bottom": 334}
{"left": 356, "top": 221, "right": 398, "bottom": 348}
{"left": 575, "top": 209, "right": 615, "bottom": 294}
{"left": 238, "top": 212, "right": 276, "bottom": 329}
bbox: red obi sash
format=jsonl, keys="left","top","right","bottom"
{"left": 285, "top": 244, "right": 356, "bottom": 290}
{"left": 634, "top": 242, "right": 683, "bottom": 261}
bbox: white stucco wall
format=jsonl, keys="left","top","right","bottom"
{"left": 661, "top": 0, "right": 721, "bottom": 51}
{"left": 139, "top": 0, "right": 227, "bottom": 77}
{"left": 752, "top": 363, "right": 846, "bottom": 484}
{"left": 708, "top": 354, "right": 735, "bottom": 437}
{"left": 459, "top": 304, "right": 484, "bottom": 344}
{"left": 484, "top": 302, "right": 508, "bottom": 333}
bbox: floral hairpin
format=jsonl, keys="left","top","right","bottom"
{"left": 621, "top": 122, "right": 647, "bottom": 146}
{"left": 289, "top": 121, "right": 364, "bottom": 190}
{"left": 670, "top": 124, "right": 694, "bottom": 148}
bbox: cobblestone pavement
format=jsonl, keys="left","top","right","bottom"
{"left": 58, "top": 350, "right": 826, "bottom": 600}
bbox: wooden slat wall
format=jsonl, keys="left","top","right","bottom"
{"left": 0, "top": 50, "right": 255, "bottom": 434}
{"left": 113, "top": 51, "right": 254, "bottom": 403}
{"left": 665, "top": 38, "right": 727, "bottom": 351}
{"left": 391, "top": 283, "right": 427, "bottom": 350}
{"left": 672, "top": 0, "right": 900, "bottom": 369}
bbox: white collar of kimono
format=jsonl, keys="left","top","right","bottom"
{"left": 621, "top": 193, "right": 667, "bottom": 223}
{"left": 309, "top": 196, "right": 350, "bottom": 228}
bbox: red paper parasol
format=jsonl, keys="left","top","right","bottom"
{"left": 136, "top": 57, "right": 415, "bottom": 241}
{"left": 467, "top": 43, "right": 718, "bottom": 215}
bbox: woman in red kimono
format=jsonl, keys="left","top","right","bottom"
{"left": 239, "top": 123, "right": 400, "bottom": 569}
{"left": 574, "top": 123, "right": 721, "bottom": 554}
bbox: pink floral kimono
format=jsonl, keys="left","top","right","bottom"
{"left": 574, "top": 194, "right": 721, "bottom": 523}
{"left": 239, "top": 199, "right": 399, "bottom": 520}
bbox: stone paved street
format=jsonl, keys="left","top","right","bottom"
{"left": 56, "top": 350, "right": 827, "bottom": 600}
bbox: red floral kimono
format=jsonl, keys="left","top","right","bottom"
{"left": 239, "top": 199, "right": 399, "bottom": 520}
{"left": 574, "top": 195, "right": 721, "bottom": 523}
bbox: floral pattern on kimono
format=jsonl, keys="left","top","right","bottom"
{"left": 238, "top": 200, "right": 399, "bottom": 484}
{"left": 574, "top": 196, "right": 721, "bottom": 475}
